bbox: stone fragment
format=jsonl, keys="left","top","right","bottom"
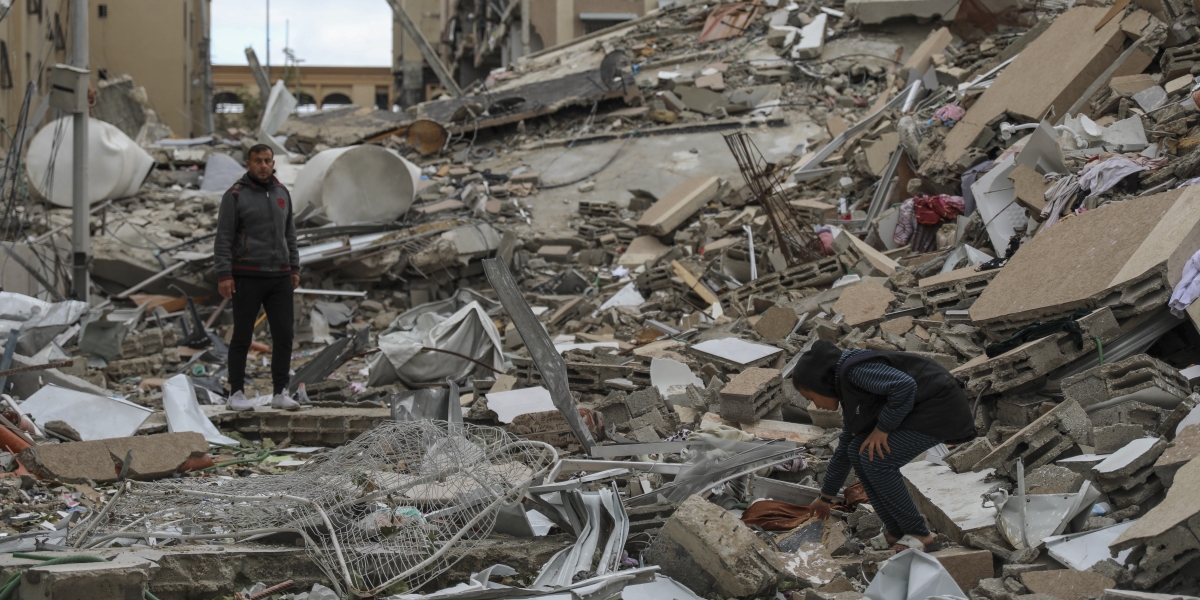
{"left": 1019, "top": 570, "right": 1115, "bottom": 600}
{"left": 931, "top": 547, "right": 994, "bottom": 593}
{"left": 22, "top": 559, "right": 153, "bottom": 600}
{"left": 831, "top": 280, "right": 896, "bottom": 328}
{"left": 18, "top": 432, "right": 210, "bottom": 484}
{"left": 645, "top": 495, "right": 780, "bottom": 597}
{"left": 1024, "top": 464, "right": 1084, "bottom": 495}
{"left": 1153, "top": 424, "right": 1200, "bottom": 488}
{"left": 754, "top": 306, "right": 799, "bottom": 341}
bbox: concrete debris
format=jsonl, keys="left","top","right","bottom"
{"left": 645, "top": 494, "right": 781, "bottom": 598}
{"left": 8, "top": 0, "right": 1200, "bottom": 596}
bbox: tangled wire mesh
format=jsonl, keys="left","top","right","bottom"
{"left": 68, "top": 421, "right": 558, "bottom": 597}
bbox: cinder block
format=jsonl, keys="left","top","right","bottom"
{"left": 944, "top": 437, "right": 993, "bottom": 473}
{"left": 974, "top": 399, "right": 1092, "bottom": 478}
{"left": 1093, "top": 424, "right": 1145, "bottom": 454}
{"left": 719, "top": 368, "right": 783, "bottom": 423}
{"left": 22, "top": 560, "right": 151, "bottom": 600}
{"left": 1134, "top": 525, "right": 1200, "bottom": 588}
{"left": 1062, "top": 354, "right": 1190, "bottom": 410}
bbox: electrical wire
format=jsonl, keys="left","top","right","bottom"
{"left": 538, "top": 125, "right": 643, "bottom": 189}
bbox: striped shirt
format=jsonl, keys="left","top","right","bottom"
{"left": 821, "top": 349, "right": 919, "bottom": 497}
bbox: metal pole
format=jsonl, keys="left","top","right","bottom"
{"left": 201, "top": 0, "right": 214, "bottom": 135}
{"left": 520, "top": 0, "right": 530, "bottom": 57}
{"left": 265, "top": 0, "right": 270, "bottom": 84}
{"left": 71, "top": 0, "right": 89, "bottom": 302}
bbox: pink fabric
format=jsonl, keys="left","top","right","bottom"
{"left": 934, "top": 104, "right": 966, "bottom": 124}
{"left": 894, "top": 199, "right": 916, "bottom": 246}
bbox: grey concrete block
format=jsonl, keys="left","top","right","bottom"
{"left": 22, "top": 560, "right": 151, "bottom": 600}
{"left": 945, "top": 437, "right": 994, "bottom": 473}
{"left": 645, "top": 495, "right": 780, "bottom": 597}
{"left": 1094, "top": 423, "right": 1146, "bottom": 454}
{"left": 974, "top": 399, "right": 1093, "bottom": 478}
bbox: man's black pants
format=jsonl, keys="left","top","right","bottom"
{"left": 227, "top": 275, "right": 294, "bottom": 395}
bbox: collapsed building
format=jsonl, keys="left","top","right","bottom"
{"left": 8, "top": 0, "right": 1200, "bottom": 598}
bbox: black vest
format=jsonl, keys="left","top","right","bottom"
{"left": 837, "top": 351, "right": 977, "bottom": 444}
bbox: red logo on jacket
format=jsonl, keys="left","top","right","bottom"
{"left": 277, "top": 197, "right": 285, "bottom": 209}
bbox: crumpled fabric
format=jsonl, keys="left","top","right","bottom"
{"left": 368, "top": 301, "right": 508, "bottom": 387}
{"left": 1169, "top": 248, "right": 1200, "bottom": 317}
{"left": 816, "top": 225, "right": 835, "bottom": 255}
{"left": 893, "top": 199, "right": 916, "bottom": 246}
{"left": 932, "top": 103, "right": 966, "bottom": 125}
{"left": 913, "top": 195, "right": 965, "bottom": 225}
{"left": 1040, "top": 172, "right": 1081, "bottom": 229}
{"left": 1078, "top": 155, "right": 1165, "bottom": 196}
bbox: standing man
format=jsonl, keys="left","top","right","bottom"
{"left": 213, "top": 144, "right": 301, "bottom": 411}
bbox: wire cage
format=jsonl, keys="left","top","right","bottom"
{"left": 69, "top": 421, "right": 558, "bottom": 597}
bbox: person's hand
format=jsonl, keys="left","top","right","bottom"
{"left": 218, "top": 279, "right": 235, "bottom": 299}
{"left": 860, "top": 428, "right": 891, "bottom": 462}
{"left": 291, "top": 273, "right": 300, "bottom": 290}
{"left": 810, "top": 497, "right": 831, "bottom": 520}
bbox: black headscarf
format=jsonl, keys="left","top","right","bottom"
{"left": 791, "top": 339, "right": 842, "bottom": 397}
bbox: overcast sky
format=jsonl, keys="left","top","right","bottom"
{"left": 211, "top": 0, "right": 393, "bottom": 67}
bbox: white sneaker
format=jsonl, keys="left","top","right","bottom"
{"left": 228, "top": 390, "right": 254, "bottom": 412}
{"left": 271, "top": 392, "right": 301, "bottom": 411}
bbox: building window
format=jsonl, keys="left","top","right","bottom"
{"left": 321, "top": 93, "right": 352, "bottom": 108}
{"left": 214, "top": 91, "right": 243, "bottom": 114}
{"left": 374, "top": 90, "right": 389, "bottom": 110}
{"left": 98, "top": 5, "right": 108, "bottom": 18}
{"left": 295, "top": 92, "right": 317, "bottom": 113}
{"left": 0, "top": 42, "right": 13, "bottom": 90}
{"left": 579, "top": 13, "right": 636, "bottom": 34}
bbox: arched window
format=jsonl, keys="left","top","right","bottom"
{"left": 214, "top": 91, "right": 242, "bottom": 114}
{"left": 295, "top": 92, "right": 317, "bottom": 113}
{"left": 321, "top": 92, "right": 352, "bottom": 108}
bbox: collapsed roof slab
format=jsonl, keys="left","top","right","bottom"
{"left": 968, "top": 188, "right": 1200, "bottom": 335}
{"left": 923, "top": 6, "right": 1147, "bottom": 175}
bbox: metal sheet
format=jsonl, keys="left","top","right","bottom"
{"left": 484, "top": 259, "right": 596, "bottom": 453}
{"left": 690, "top": 337, "right": 782, "bottom": 365}
{"left": 19, "top": 384, "right": 152, "bottom": 441}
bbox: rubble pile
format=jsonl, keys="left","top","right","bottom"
{"left": 10, "top": 0, "right": 1200, "bottom": 598}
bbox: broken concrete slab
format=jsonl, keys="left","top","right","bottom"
{"left": 719, "top": 368, "right": 783, "bottom": 423}
{"left": 927, "top": 6, "right": 1140, "bottom": 175}
{"left": 792, "top": 13, "right": 828, "bottom": 60}
{"left": 618, "top": 236, "right": 671, "bottom": 266}
{"left": 1112, "top": 455, "right": 1200, "bottom": 553}
{"left": 646, "top": 494, "right": 781, "bottom": 598}
{"left": 1062, "top": 354, "right": 1190, "bottom": 411}
{"left": 673, "top": 86, "right": 729, "bottom": 116}
{"left": 18, "top": 432, "right": 210, "bottom": 483}
{"left": 954, "top": 307, "right": 1121, "bottom": 395}
{"left": 1093, "top": 436, "right": 1167, "bottom": 492}
{"left": 831, "top": 280, "right": 896, "bottom": 328}
{"left": 970, "top": 188, "right": 1197, "bottom": 337}
{"left": 754, "top": 306, "right": 799, "bottom": 341}
{"left": 1020, "top": 570, "right": 1116, "bottom": 600}
{"left": 974, "top": 399, "right": 1093, "bottom": 478}
{"left": 636, "top": 176, "right": 720, "bottom": 236}
{"left": 930, "top": 547, "right": 994, "bottom": 593}
{"left": 901, "top": 460, "right": 998, "bottom": 544}
{"left": 903, "top": 27, "right": 953, "bottom": 75}
{"left": 22, "top": 559, "right": 152, "bottom": 600}
{"left": 1009, "top": 164, "right": 1051, "bottom": 216}
{"left": 918, "top": 267, "right": 999, "bottom": 313}
{"left": 1154, "top": 424, "right": 1200, "bottom": 488}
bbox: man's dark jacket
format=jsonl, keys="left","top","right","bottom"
{"left": 213, "top": 173, "right": 299, "bottom": 281}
